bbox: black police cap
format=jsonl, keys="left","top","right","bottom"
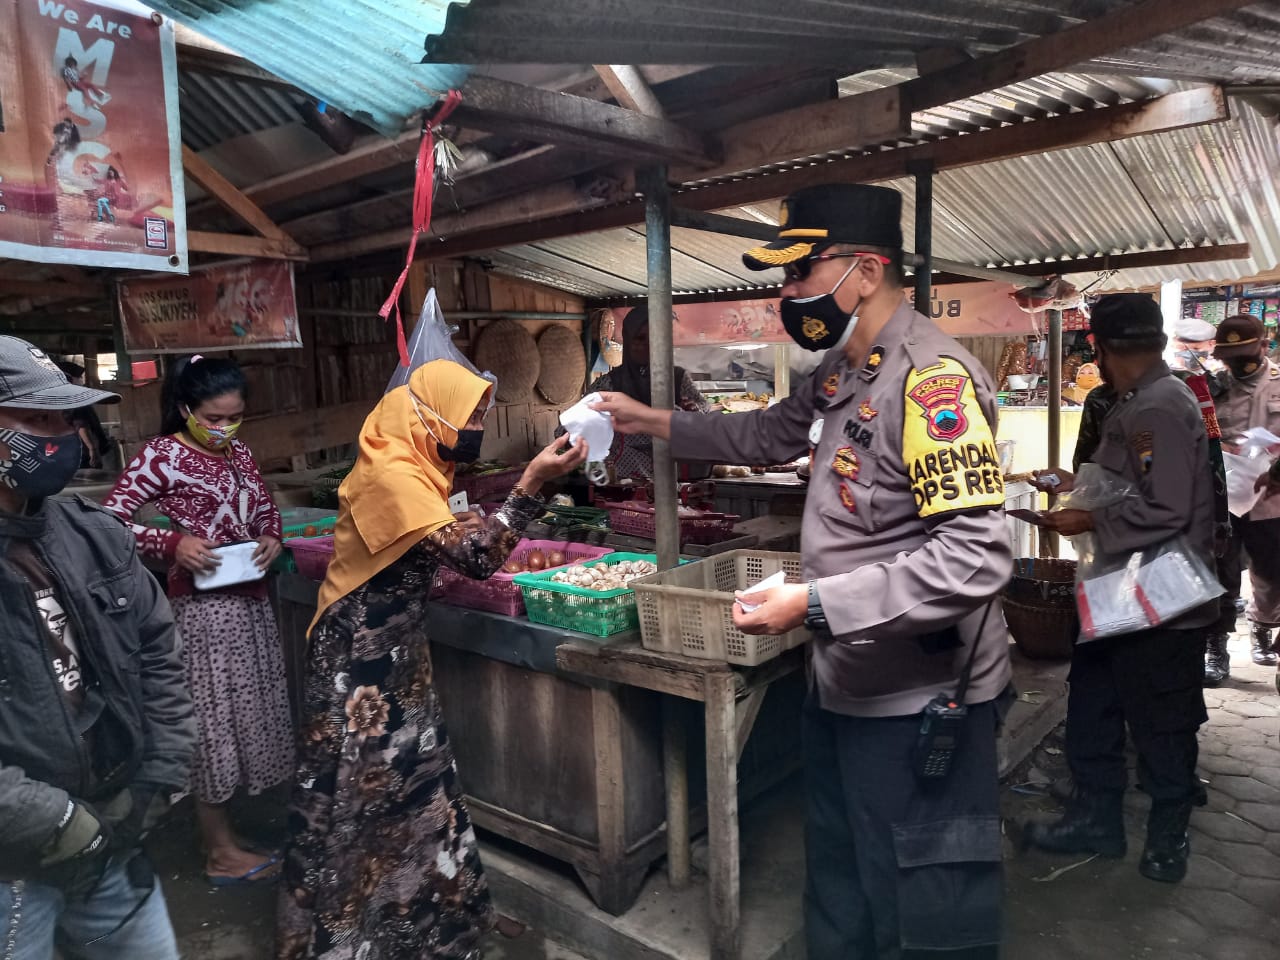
{"left": 1089, "top": 294, "right": 1165, "bottom": 341}
{"left": 743, "top": 184, "right": 903, "bottom": 271}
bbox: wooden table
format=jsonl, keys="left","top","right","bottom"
{"left": 557, "top": 639, "right": 805, "bottom": 960}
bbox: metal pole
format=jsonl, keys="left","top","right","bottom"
{"left": 910, "top": 160, "right": 934, "bottom": 313}
{"left": 643, "top": 166, "right": 680, "bottom": 572}
{"left": 1046, "top": 307, "right": 1063, "bottom": 558}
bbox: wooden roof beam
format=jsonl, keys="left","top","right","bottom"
{"left": 674, "top": 0, "right": 1255, "bottom": 183}
{"left": 281, "top": 145, "right": 610, "bottom": 247}
{"left": 182, "top": 146, "right": 308, "bottom": 261}
{"left": 187, "top": 230, "right": 309, "bottom": 262}
{"left": 593, "top": 65, "right": 666, "bottom": 117}
{"left": 454, "top": 75, "right": 719, "bottom": 168}
{"left": 306, "top": 86, "right": 1225, "bottom": 264}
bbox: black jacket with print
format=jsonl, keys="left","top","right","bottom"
{"left": 0, "top": 495, "right": 194, "bottom": 876}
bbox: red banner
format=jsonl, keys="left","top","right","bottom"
{"left": 118, "top": 260, "right": 300, "bottom": 354}
{"left": 0, "top": 0, "right": 186, "bottom": 271}
{"left": 907, "top": 282, "right": 1045, "bottom": 337}
{"left": 606, "top": 299, "right": 790, "bottom": 347}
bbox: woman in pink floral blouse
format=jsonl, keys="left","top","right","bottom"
{"left": 104, "top": 356, "right": 292, "bottom": 886}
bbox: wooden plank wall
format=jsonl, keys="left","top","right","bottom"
{"left": 956, "top": 335, "right": 1024, "bottom": 384}
{"left": 115, "top": 262, "right": 587, "bottom": 472}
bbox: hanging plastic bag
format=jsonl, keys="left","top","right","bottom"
{"left": 385, "top": 289, "right": 496, "bottom": 401}
{"left": 1221, "top": 426, "right": 1280, "bottom": 517}
{"left": 1057, "top": 465, "right": 1223, "bottom": 641}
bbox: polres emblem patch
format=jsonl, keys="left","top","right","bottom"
{"left": 802, "top": 316, "right": 829, "bottom": 343}
{"left": 907, "top": 371, "right": 969, "bottom": 443}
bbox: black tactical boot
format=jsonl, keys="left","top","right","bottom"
{"left": 1204, "top": 633, "right": 1231, "bottom": 686}
{"left": 1140, "top": 801, "right": 1192, "bottom": 883}
{"left": 1250, "top": 623, "right": 1278, "bottom": 667}
{"left": 1023, "top": 789, "right": 1126, "bottom": 859}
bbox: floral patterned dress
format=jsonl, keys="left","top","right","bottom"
{"left": 277, "top": 488, "right": 545, "bottom": 960}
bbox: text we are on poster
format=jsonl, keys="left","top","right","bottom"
{"left": 0, "top": 0, "right": 187, "bottom": 271}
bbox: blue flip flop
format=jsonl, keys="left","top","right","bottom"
{"left": 207, "top": 855, "right": 281, "bottom": 888}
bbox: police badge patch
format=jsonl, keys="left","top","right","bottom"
{"left": 831, "top": 446, "right": 860, "bottom": 481}
{"left": 907, "top": 369, "right": 969, "bottom": 443}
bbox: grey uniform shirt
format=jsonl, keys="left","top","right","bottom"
{"left": 1215, "top": 359, "right": 1280, "bottom": 522}
{"left": 671, "top": 302, "right": 1013, "bottom": 718}
{"left": 1090, "top": 362, "right": 1217, "bottom": 630}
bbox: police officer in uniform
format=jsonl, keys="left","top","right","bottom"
{"left": 595, "top": 184, "right": 1012, "bottom": 959}
{"left": 1209, "top": 313, "right": 1280, "bottom": 675}
{"left": 1030, "top": 294, "right": 1214, "bottom": 884}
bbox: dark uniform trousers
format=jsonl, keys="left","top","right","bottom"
{"left": 1213, "top": 515, "right": 1280, "bottom": 633}
{"left": 802, "top": 695, "right": 1003, "bottom": 960}
{"left": 1065, "top": 627, "right": 1207, "bottom": 803}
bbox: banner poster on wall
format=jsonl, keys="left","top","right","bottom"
{"left": 0, "top": 0, "right": 187, "bottom": 271}
{"left": 606, "top": 299, "right": 790, "bottom": 347}
{"left": 118, "top": 260, "right": 300, "bottom": 354}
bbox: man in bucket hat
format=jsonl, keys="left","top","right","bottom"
{"left": 595, "top": 183, "right": 1012, "bottom": 958}
{"left": 0, "top": 337, "right": 194, "bottom": 959}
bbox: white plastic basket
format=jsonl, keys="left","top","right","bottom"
{"left": 630, "top": 550, "right": 807, "bottom": 666}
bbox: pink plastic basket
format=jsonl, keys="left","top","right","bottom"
{"left": 606, "top": 503, "right": 740, "bottom": 545}
{"left": 289, "top": 536, "right": 335, "bottom": 581}
{"left": 455, "top": 467, "right": 523, "bottom": 505}
{"left": 430, "top": 539, "right": 612, "bottom": 615}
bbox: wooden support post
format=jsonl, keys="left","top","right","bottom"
{"left": 910, "top": 159, "right": 935, "bottom": 314}
{"left": 662, "top": 698, "right": 691, "bottom": 889}
{"left": 704, "top": 671, "right": 741, "bottom": 960}
{"left": 1046, "top": 308, "right": 1063, "bottom": 558}
{"left": 773, "top": 345, "right": 791, "bottom": 401}
{"left": 734, "top": 688, "right": 767, "bottom": 764}
{"left": 643, "top": 166, "right": 680, "bottom": 574}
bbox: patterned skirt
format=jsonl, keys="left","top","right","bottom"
{"left": 276, "top": 600, "right": 494, "bottom": 960}
{"left": 170, "top": 594, "right": 295, "bottom": 805}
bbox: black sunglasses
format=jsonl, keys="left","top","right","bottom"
{"left": 783, "top": 250, "right": 891, "bottom": 283}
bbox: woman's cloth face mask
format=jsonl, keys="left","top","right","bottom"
{"left": 411, "top": 394, "right": 484, "bottom": 464}
{"left": 184, "top": 408, "right": 240, "bottom": 450}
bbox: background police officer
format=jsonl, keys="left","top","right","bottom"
{"left": 1031, "top": 295, "right": 1214, "bottom": 884}
{"left": 1209, "top": 312, "right": 1280, "bottom": 676}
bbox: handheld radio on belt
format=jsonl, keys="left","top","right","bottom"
{"left": 913, "top": 602, "right": 992, "bottom": 781}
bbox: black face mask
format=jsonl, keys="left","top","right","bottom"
{"left": 780, "top": 263, "right": 861, "bottom": 352}
{"left": 1226, "top": 357, "right": 1263, "bottom": 380}
{"left": 0, "top": 430, "right": 83, "bottom": 499}
{"left": 438, "top": 429, "right": 483, "bottom": 464}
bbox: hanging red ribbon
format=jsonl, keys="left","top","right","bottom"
{"left": 379, "top": 89, "right": 464, "bottom": 366}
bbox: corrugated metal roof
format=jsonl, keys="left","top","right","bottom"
{"left": 481, "top": 73, "right": 1280, "bottom": 298}
{"left": 424, "top": 0, "right": 1280, "bottom": 81}
{"left": 178, "top": 71, "right": 307, "bottom": 150}
{"left": 150, "top": 1, "right": 469, "bottom": 135}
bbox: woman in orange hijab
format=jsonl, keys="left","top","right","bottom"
{"left": 277, "top": 360, "right": 587, "bottom": 960}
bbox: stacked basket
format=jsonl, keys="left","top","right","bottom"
{"left": 630, "top": 550, "right": 806, "bottom": 666}
{"left": 1001, "top": 557, "right": 1078, "bottom": 659}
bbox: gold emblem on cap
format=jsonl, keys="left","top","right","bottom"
{"left": 802, "top": 316, "right": 829, "bottom": 342}
{"left": 778, "top": 201, "right": 790, "bottom": 228}
{"left": 1228, "top": 332, "right": 1241, "bottom": 342}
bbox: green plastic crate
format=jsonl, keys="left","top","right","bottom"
{"left": 280, "top": 507, "right": 338, "bottom": 540}
{"left": 513, "top": 552, "right": 660, "bottom": 638}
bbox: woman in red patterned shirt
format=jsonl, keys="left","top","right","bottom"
{"left": 103, "top": 356, "right": 292, "bottom": 886}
